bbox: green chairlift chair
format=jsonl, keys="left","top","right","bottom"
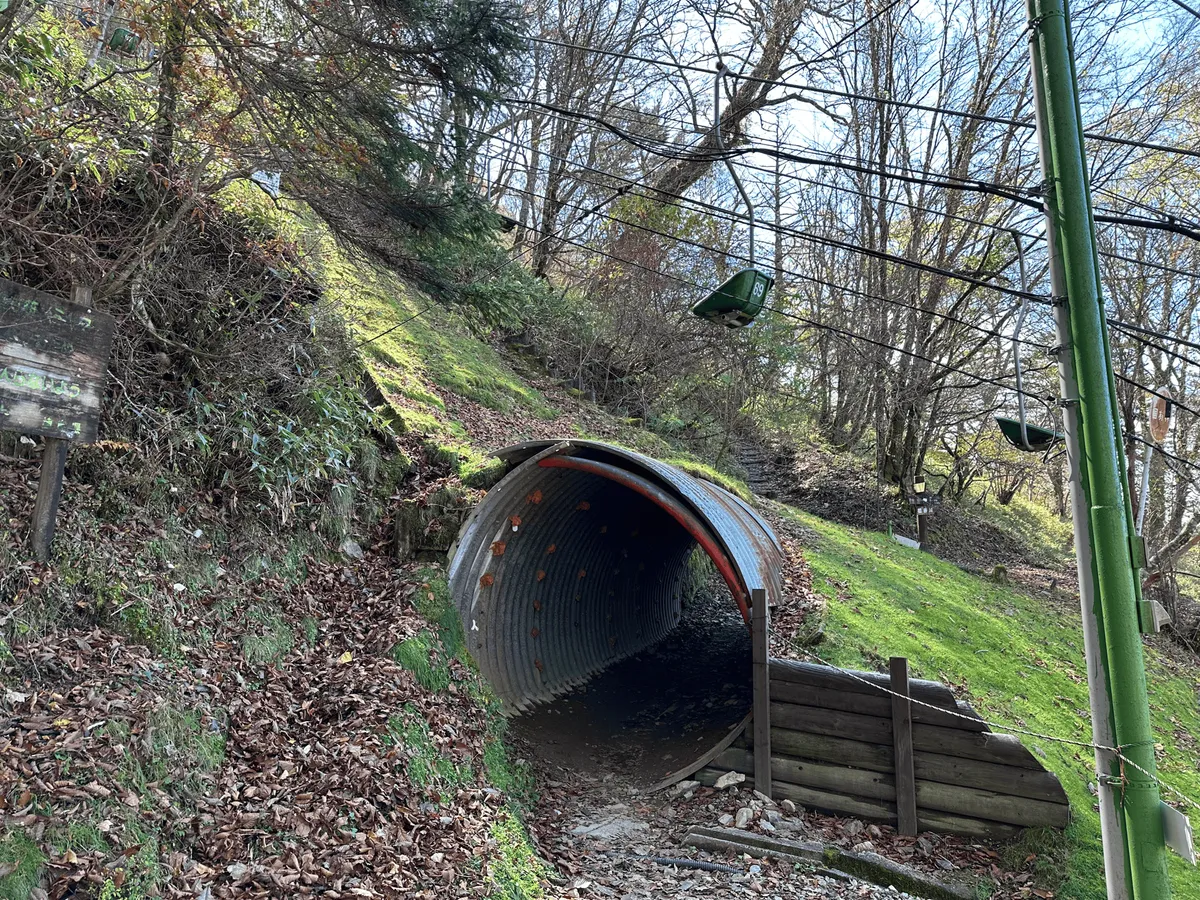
{"left": 995, "top": 231, "right": 1063, "bottom": 452}
{"left": 691, "top": 267, "right": 773, "bottom": 328}
{"left": 690, "top": 64, "right": 771, "bottom": 329}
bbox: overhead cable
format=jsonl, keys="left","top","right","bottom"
{"left": 528, "top": 35, "right": 1200, "bottom": 162}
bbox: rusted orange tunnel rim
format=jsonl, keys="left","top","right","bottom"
{"left": 448, "top": 440, "right": 783, "bottom": 713}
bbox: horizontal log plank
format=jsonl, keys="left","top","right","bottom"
{"left": 717, "top": 748, "right": 894, "bottom": 801}
{"left": 715, "top": 748, "right": 1068, "bottom": 828}
{"left": 770, "top": 658, "right": 957, "bottom": 708}
{"left": 770, "top": 701, "right": 1042, "bottom": 769}
{"left": 768, "top": 729, "right": 894, "bottom": 772}
{"left": 770, "top": 680, "right": 985, "bottom": 731}
{"left": 770, "top": 701, "right": 893, "bottom": 744}
{"left": 764, "top": 730, "right": 1067, "bottom": 803}
{"left": 697, "top": 767, "right": 1021, "bottom": 840}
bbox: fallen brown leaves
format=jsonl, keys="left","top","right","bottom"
{"left": 0, "top": 458, "right": 525, "bottom": 899}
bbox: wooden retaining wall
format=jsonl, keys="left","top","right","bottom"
{"left": 695, "top": 658, "right": 1070, "bottom": 839}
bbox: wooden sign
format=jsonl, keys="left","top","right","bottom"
{"left": 0, "top": 276, "right": 114, "bottom": 443}
{"left": 1149, "top": 391, "right": 1172, "bottom": 443}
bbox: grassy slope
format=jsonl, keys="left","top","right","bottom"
{"left": 321, "top": 243, "right": 753, "bottom": 500}
{"left": 781, "top": 505, "right": 1200, "bottom": 900}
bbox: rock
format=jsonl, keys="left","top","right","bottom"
{"left": 570, "top": 817, "right": 650, "bottom": 840}
{"left": 844, "top": 819, "right": 865, "bottom": 836}
{"left": 867, "top": 824, "right": 882, "bottom": 838}
{"left": 753, "top": 790, "right": 777, "bottom": 807}
{"left": 916, "top": 836, "right": 934, "bottom": 856}
{"left": 851, "top": 841, "right": 875, "bottom": 853}
{"left": 340, "top": 538, "right": 364, "bottom": 559}
{"left": 759, "top": 819, "right": 776, "bottom": 833}
{"left": 672, "top": 779, "right": 701, "bottom": 797}
{"left": 936, "top": 857, "right": 955, "bottom": 871}
{"left": 718, "top": 813, "right": 735, "bottom": 826}
{"left": 735, "top": 807, "right": 754, "bottom": 828}
{"left": 764, "top": 809, "right": 782, "bottom": 824}
{"left": 780, "top": 799, "right": 797, "bottom": 815}
{"left": 226, "top": 863, "right": 249, "bottom": 881}
{"left": 714, "top": 771, "right": 746, "bottom": 790}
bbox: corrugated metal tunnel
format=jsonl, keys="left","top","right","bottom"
{"left": 448, "top": 440, "right": 784, "bottom": 714}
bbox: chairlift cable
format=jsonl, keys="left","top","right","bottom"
{"left": 527, "top": 35, "right": 1200, "bottom": 162}
{"left": 467, "top": 121, "right": 1035, "bottom": 288}
{"left": 508, "top": 207, "right": 1200, "bottom": 473}
{"left": 499, "top": 178, "right": 1052, "bottom": 350}
{"left": 470, "top": 122, "right": 1200, "bottom": 359}
{"left": 492, "top": 95, "right": 1200, "bottom": 241}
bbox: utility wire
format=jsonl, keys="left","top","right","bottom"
{"left": 790, "top": 645, "right": 1200, "bottom": 812}
{"left": 500, "top": 177, "right": 1051, "bottom": 352}
{"left": 1107, "top": 320, "right": 1200, "bottom": 370}
{"left": 472, "top": 119, "right": 1200, "bottom": 362}
{"left": 1106, "top": 318, "right": 1200, "bottom": 354}
{"left": 490, "top": 94, "right": 1200, "bottom": 242}
{"left": 528, "top": 35, "right": 1200, "bottom": 162}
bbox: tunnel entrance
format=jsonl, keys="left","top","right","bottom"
{"left": 448, "top": 440, "right": 781, "bottom": 786}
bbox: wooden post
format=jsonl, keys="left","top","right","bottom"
{"left": 752, "top": 587, "right": 772, "bottom": 798}
{"left": 27, "top": 283, "right": 94, "bottom": 561}
{"left": 890, "top": 656, "right": 918, "bottom": 835}
{"left": 916, "top": 509, "right": 928, "bottom": 547}
{"left": 30, "top": 437, "right": 68, "bottom": 561}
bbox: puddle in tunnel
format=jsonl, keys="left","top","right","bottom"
{"left": 508, "top": 579, "right": 752, "bottom": 787}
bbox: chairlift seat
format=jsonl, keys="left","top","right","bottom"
{"left": 690, "top": 268, "right": 773, "bottom": 328}
{"left": 996, "top": 416, "right": 1063, "bottom": 452}
{"left": 109, "top": 27, "right": 141, "bottom": 54}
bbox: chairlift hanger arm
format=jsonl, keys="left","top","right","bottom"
{"left": 714, "top": 63, "right": 756, "bottom": 265}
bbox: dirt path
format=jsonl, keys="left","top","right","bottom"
{"left": 528, "top": 767, "right": 954, "bottom": 900}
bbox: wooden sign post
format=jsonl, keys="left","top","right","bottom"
{"left": 0, "top": 278, "right": 115, "bottom": 560}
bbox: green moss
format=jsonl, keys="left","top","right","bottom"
{"left": 384, "top": 704, "right": 473, "bottom": 794}
{"left": 662, "top": 456, "right": 752, "bottom": 500}
{"left": 413, "top": 569, "right": 465, "bottom": 656}
{"left": 822, "top": 845, "right": 976, "bottom": 900}
{"left": 483, "top": 738, "right": 537, "bottom": 810}
{"left": 115, "top": 704, "right": 225, "bottom": 802}
{"left": 393, "top": 631, "right": 452, "bottom": 693}
{"left": 0, "top": 829, "right": 46, "bottom": 900}
{"left": 114, "top": 591, "right": 178, "bottom": 656}
{"left": 487, "top": 811, "right": 551, "bottom": 900}
{"left": 242, "top": 606, "right": 293, "bottom": 667}
{"left": 781, "top": 505, "right": 1200, "bottom": 900}
{"left": 317, "top": 240, "right": 555, "bottom": 431}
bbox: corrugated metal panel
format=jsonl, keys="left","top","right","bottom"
{"left": 448, "top": 440, "right": 783, "bottom": 712}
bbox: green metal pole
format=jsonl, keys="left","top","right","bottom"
{"left": 1027, "top": 0, "right": 1170, "bottom": 896}
{"left": 1024, "top": 16, "right": 1129, "bottom": 895}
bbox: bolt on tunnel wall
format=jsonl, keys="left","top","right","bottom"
{"left": 448, "top": 441, "right": 783, "bottom": 781}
